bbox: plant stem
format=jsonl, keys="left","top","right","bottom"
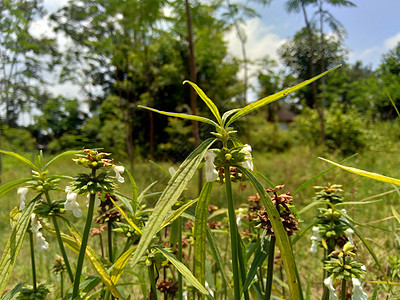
{"left": 177, "top": 217, "right": 183, "bottom": 300}
{"left": 29, "top": 228, "right": 37, "bottom": 292}
{"left": 265, "top": 236, "right": 276, "bottom": 300}
{"left": 341, "top": 279, "right": 346, "bottom": 300}
{"left": 60, "top": 272, "right": 64, "bottom": 298}
{"left": 72, "top": 190, "right": 96, "bottom": 298}
{"left": 108, "top": 221, "right": 113, "bottom": 263}
{"left": 224, "top": 164, "right": 241, "bottom": 300}
{"left": 44, "top": 191, "right": 74, "bottom": 282}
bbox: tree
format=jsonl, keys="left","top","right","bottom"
{"left": 279, "top": 28, "right": 346, "bottom": 107}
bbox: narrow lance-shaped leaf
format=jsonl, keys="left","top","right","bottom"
{"left": 319, "top": 157, "right": 400, "bottom": 186}
{"left": 0, "top": 178, "right": 32, "bottom": 198}
{"left": 238, "top": 166, "right": 299, "bottom": 299}
{"left": 138, "top": 105, "right": 218, "bottom": 127}
{"left": 0, "top": 196, "right": 38, "bottom": 296}
{"left": 0, "top": 150, "right": 38, "bottom": 172}
{"left": 226, "top": 65, "right": 341, "bottom": 126}
{"left": 155, "top": 246, "right": 210, "bottom": 295}
{"left": 183, "top": 80, "right": 222, "bottom": 125}
{"left": 128, "top": 138, "right": 216, "bottom": 271}
{"left": 43, "top": 149, "right": 85, "bottom": 170}
{"left": 159, "top": 198, "right": 198, "bottom": 231}
{"left": 109, "top": 197, "right": 142, "bottom": 234}
{"left": 194, "top": 182, "right": 214, "bottom": 286}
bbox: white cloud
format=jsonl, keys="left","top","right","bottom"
{"left": 225, "top": 18, "right": 286, "bottom": 101}
{"left": 384, "top": 32, "right": 400, "bottom": 50}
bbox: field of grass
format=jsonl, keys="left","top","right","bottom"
{"left": 1, "top": 124, "right": 400, "bottom": 299}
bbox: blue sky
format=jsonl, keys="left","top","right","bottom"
{"left": 228, "top": 0, "right": 400, "bottom": 68}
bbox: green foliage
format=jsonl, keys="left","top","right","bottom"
{"left": 1, "top": 126, "right": 36, "bottom": 153}
{"left": 291, "top": 104, "right": 369, "bottom": 154}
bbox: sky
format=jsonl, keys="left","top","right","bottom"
{"left": 226, "top": 0, "right": 400, "bottom": 69}
{"left": 35, "top": 0, "right": 400, "bottom": 101}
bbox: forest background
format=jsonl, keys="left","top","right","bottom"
{"left": 1, "top": 0, "right": 400, "bottom": 170}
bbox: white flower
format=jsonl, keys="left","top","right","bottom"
{"left": 31, "top": 215, "right": 49, "bottom": 251}
{"left": 310, "top": 226, "right": 321, "bottom": 253}
{"left": 351, "top": 278, "right": 368, "bottom": 300}
{"left": 240, "top": 144, "right": 253, "bottom": 171}
{"left": 205, "top": 282, "right": 214, "bottom": 297}
{"left": 346, "top": 228, "right": 354, "bottom": 245}
{"left": 204, "top": 150, "right": 219, "bottom": 182}
{"left": 324, "top": 277, "right": 338, "bottom": 300}
{"left": 236, "top": 208, "right": 245, "bottom": 227}
{"left": 17, "top": 187, "right": 28, "bottom": 211}
{"left": 113, "top": 165, "right": 125, "bottom": 183}
{"left": 65, "top": 187, "right": 82, "bottom": 218}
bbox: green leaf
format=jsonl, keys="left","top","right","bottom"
{"left": 110, "top": 247, "right": 136, "bottom": 284}
{"left": 183, "top": 80, "right": 222, "bottom": 125}
{"left": 226, "top": 65, "right": 341, "bottom": 126}
{"left": 109, "top": 197, "right": 142, "bottom": 235}
{"left": 155, "top": 246, "right": 210, "bottom": 295}
{"left": 159, "top": 198, "right": 198, "bottom": 231}
{"left": 128, "top": 138, "right": 216, "bottom": 271}
{"left": 138, "top": 105, "right": 218, "bottom": 127}
{"left": 392, "top": 206, "right": 400, "bottom": 224}
{"left": 0, "top": 150, "right": 38, "bottom": 172}
{"left": 194, "top": 182, "right": 214, "bottom": 286}
{"left": 0, "top": 178, "right": 32, "bottom": 198}
{"left": 66, "top": 225, "right": 124, "bottom": 299}
{"left": 243, "top": 233, "right": 270, "bottom": 292}
{"left": 0, "top": 196, "right": 37, "bottom": 296}
{"left": 43, "top": 150, "right": 85, "bottom": 170}
{"left": 319, "top": 157, "right": 400, "bottom": 186}
{"left": 1, "top": 282, "right": 25, "bottom": 300}
{"left": 221, "top": 108, "right": 240, "bottom": 126}
{"left": 238, "top": 166, "right": 299, "bottom": 299}
{"left": 206, "top": 228, "right": 229, "bottom": 286}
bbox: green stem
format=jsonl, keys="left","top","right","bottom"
{"left": 177, "top": 217, "right": 183, "bottom": 300}
{"left": 341, "top": 279, "right": 346, "bottom": 300}
{"left": 29, "top": 228, "right": 37, "bottom": 292}
{"left": 72, "top": 190, "right": 96, "bottom": 298}
{"left": 224, "top": 164, "right": 241, "bottom": 300}
{"left": 60, "top": 272, "right": 64, "bottom": 298}
{"left": 44, "top": 191, "right": 74, "bottom": 282}
{"left": 236, "top": 228, "right": 249, "bottom": 300}
{"left": 108, "top": 221, "right": 113, "bottom": 263}
{"left": 265, "top": 236, "right": 276, "bottom": 300}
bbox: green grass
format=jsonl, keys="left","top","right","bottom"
{"left": 1, "top": 132, "right": 400, "bottom": 298}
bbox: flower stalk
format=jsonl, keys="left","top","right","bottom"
{"left": 28, "top": 226, "right": 37, "bottom": 292}
{"left": 45, "top": 191, "right": 74, "bottom": 282}
{"left": 72, "top": 169, "right": 97, "bottom": 298}
{"left": 224, "top": 163, "right": 241, "bottom": 300}
{"left": 265, "top": 236, "right": 276, "bottom": 300}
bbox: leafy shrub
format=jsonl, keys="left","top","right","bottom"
{"left": 291, "top": 104, "right": 369, "bottom": 154}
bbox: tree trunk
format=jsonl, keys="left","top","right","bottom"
{"left": 185, "top": 0, "right": 203, "bottom": 191}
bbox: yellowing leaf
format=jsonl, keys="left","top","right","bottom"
{"left": 319, "top": 157, "right": 400, "bottom": 186}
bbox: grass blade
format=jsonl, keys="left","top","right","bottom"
{"left": 226, "top": 65, "right": 341, "bottom": 126}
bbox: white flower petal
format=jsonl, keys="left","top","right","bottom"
{"left": 204, "top": 151, "right": 219, "bottom": 182}
{"left": 240, "top": 144, "right": 254, "bottom": 171}
{"left": 324, "top": 277, "right": 338, "bottom": 300}
{"left": 36, "top": 232, "right": 49, "bottom": 251}
{"left": 65, "top": 187, "right": 82, "bottom": 218}
{"left": 17, "top": 187, "right": 28, "bottom": 211}
{"left": 351, "top": 278, "right": 368, "bottom": 300}
{"left": 346, "top": 228, "right": 354, "bottom": 245}
{"left": 113, "top": 165, "right": 125, "bottom": 183}
{"left": 310, "top": 240, "right": 318, "bottom": 253}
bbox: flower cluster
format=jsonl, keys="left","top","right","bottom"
{"left": 257, "top": 185, "right": 300, "bottom": 236}
{"left": 204, "top": 144, "right": 254, "bottom": 183}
